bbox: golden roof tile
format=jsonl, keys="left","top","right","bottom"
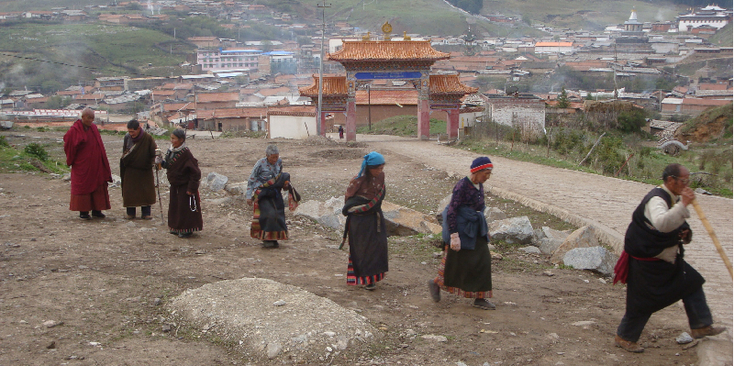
{"left": 328, "top": 40, "right": 450, "bottom": 61}
{"left": 299, "top": 75, "right": 348, "bottom": 97}
{"left": 429, "top": 74, "right": 478, "bottom": 95}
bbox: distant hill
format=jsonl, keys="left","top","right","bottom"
{"left": 0, "top": 0, "right": 109, "bottom": 12}
{"left": 0, "top": 0, "right": 690, "bottom": 36}
{"left": 0, "top": 22, "right": 194, "bottom": 93}
{"left": 256, "top": 0, "right": 687, "bottom": 36}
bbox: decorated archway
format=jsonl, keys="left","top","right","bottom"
{"left": 300, "top": 25, "right": 477, "bottom": 141}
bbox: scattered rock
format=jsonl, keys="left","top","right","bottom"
{"left": 381, "top": 201, "right": 442, "bottom": 236}
{"left": 571, "top": 320, "right": 595, "bottom": 329}
{"left": 153, "top": 297, "right": 162, "bottom": 306}
{"left": 489, "top": 216, "right": 534, "bottom": 244}
{"left": 206, "top": 172, "right": 229, "bottom": 192}
{"left": 676, "top": 332, "right": 694, "bottom": 344}
{"left": 273, "top": 300, "right": 286, "bottom": 306}
{"left": 168, "top": 277, "right": 378, "bottom": 360}
{"left": 519, "top": 246, "right": 541, "bottom": 254}
{"left": 43, "top": 320, "right": 63, "bottom": 328}
{"left": 162, "top": 324, "right": 172, "bottom": 332}
{"left": 266, "top": 341, "right": 282, "bottom": 359}
{"left": 538, "top": 226, "right": 571, "bottom": 255}
{"left": 543, "top": 270, "right": 554, "bottom": 277}
{"left": 694, "top": 188, "right": 712, "bottom": 195}
{"left": 550, "top": 226, "right": 598, "bottom": 264}
{"left": 562, "top": 246, "right": 617, "bottom": 276}
{"left": 421, "top": 334, "right": 448, "bottom": 342}
{"left": 294, "top": 197, "right": 345, "bottom": 230}
{"left": 484, "top": 206, "right": 506, "bottom": 223}
{"left": 46, "top": 341, "right": 56, "bottom": 349}
{"left": 224, "top": 182, "right": 248, "bottom": 195}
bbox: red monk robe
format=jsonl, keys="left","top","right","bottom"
{"left": 63, "top": 119, "right": 112, "bottom": 213}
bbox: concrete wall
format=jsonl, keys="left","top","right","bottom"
{"left": 269, "top": 115, "right": 316, "bottom": 139}
{"left": 487, "top": 98, "right": 546, "bottom": 133}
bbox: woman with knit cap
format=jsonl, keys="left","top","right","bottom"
{"left": 429, "top": 157, "right": 495, "bottom": 310}
{"left": 342, "top": 151, "right": 388, "bottom": 291}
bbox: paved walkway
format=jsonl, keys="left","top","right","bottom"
{"left": 345, "top": 134, "right": 733, "bottom": 365}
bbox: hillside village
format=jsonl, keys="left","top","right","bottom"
{"left": 0, "top": 1, "right": 732, "bottom": 137}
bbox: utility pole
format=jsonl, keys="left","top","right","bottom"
{"left": 316, "top": 0, "right": 331, "bottom": 136}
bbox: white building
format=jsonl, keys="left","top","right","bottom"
{"left": 677, "top": 5, "right": 731, "bottom": 32}
{"left": 196, "top": 48, "right": 261, "bottom": 72}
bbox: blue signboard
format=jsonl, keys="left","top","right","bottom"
{"left": 354, "top": 71, "right": 422, "bottom": 80}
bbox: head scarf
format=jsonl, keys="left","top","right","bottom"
{"left": 470, "top": 157, "right": 493, "bottom": 173}
{"left": 357, "top": 151, "right": 385, "bottom": 178}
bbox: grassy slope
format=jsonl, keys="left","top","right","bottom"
{"left": 708, "top": 23, "right": 733, "bottom": 47}
{"left": 0, "top": 22, "right": 194, "bottom": 89}
{"left": 0, "top": 0, "right": 109, "bottom": 11}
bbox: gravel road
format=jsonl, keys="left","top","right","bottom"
{"left": 350, "top": 133, "right": 734, "bottom": 365}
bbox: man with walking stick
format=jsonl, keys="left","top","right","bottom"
{"left": 612, "top": 163, "right": 726, "bottom": 353}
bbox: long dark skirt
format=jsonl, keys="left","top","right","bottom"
{"left": 168, "top": 184, "right": 203, "bottom": 234}
{"left": 252, "top": 195, "right": 288, "bottom": 240}
{"left": 347, "top": 211, "right": 388, "bottom": 285}
{"left": 436, "top": 236, "right": 492, "bottom": 298}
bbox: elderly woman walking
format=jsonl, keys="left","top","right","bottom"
{"left": 428, "top": 157, "right": 495, "bottom": 309}
{"left": 342, "top": 151, "right": 388, "bottom": 291}
{"left": 246, "top": 144, "right": 300, "bottom": 248}
{"left": 155, "top": 129, "right": 203, "bottom": 238}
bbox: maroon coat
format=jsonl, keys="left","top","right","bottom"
{"left": 63, "top": 120, "right": 112, "bottom": 195}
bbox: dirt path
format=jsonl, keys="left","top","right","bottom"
{"left": 0, "top": 130, "right": 728, "bottom": 365}
{"left": 354, "top": 133, "right": 734, "bottom": 364}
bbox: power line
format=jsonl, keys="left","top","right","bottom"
{"left": 0, "top": 51, "right": 163, "bottom": 78}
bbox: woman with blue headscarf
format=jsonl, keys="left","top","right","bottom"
{"left": 341, "top": 151, "right": 388, "bottom": 290}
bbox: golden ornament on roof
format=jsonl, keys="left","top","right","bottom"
{"left": 381, "top": 22, "right": 392, "bottom": 35}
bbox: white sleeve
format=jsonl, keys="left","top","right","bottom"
{"left": 644, "top": 196, "right": 690, "bottom": 233}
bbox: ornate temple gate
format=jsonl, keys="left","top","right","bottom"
{"left": 300, "top": 27, "right": 477, "bottom": 141}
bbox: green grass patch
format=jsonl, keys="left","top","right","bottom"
{"left": 357, "top": 115, "right": 446, "bottom": 137}
{"left": 462, "top": 118, "right": 733, "bottom": 198}
{"left": 0, "top": 143, "right": 68, "bottom": 174}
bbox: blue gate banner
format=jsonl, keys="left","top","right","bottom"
{"left": 354, "top": 72, "right": 422, "bottom": 80}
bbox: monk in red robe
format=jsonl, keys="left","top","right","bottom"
{"left": 63, "top": 108, "right": 112, "bottom": 220}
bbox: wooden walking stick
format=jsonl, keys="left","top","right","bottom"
{"left": 691, "top": 199, "right": 733, "bottom": 279}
